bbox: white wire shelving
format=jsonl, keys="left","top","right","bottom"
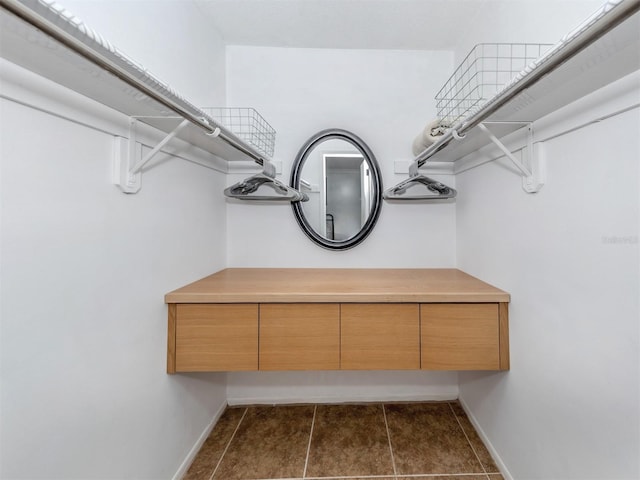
{"left": 435, "top": 43, "right": 553, "bottom": 127}
{"left": 385, "top": 0, "right": 640, "bottom": 199}
{"left": 425, "top": 0, "right": 640, "bottom": 166}
{"left": 0, "top": 0, "right": 279, "bottom": 194}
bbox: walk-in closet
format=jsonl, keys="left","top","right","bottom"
{"left": 1, "top": 1, "right": 638, "bottom": 479}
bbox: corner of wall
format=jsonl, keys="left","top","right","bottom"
{"left": 171, "top": 399, "right": 228, "bottom": 480}
{"left": 457, "top": 395, "right": 513, "bottom": 480}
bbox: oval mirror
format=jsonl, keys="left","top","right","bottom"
{"left": 290, "top": 129, "right": 383, "bottom": 250}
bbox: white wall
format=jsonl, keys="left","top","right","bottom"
{"left": 0, "top": 2, "right": 229, "bottom": 473}
{"left": 451, "top": 0, "right": 604, "bottom": 66}
{"left": 60, "top": 0, "right": 226, "bottom": 107}
{"left": 226, "top": 370, "right": 458, "bottom": 406}
{"left": 3, "top": 1, "right": 629, "bottom": 477}
{"left": 456, "top": 72, "right": 640, "bottom": 479}
{"left": 223, "top": 46, "right": 459, "bottom": 405}
{"left": 225, "top": 46, "right": 457, "bottom": 267}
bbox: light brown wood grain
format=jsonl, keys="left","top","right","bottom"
{"left": 341, "top": 304, "right": 420, "bottom": 370}
{"left": 259, "top": 304, "right": 340, "bottom": 370}
{"left": 166, "top": 270, "right": 510, "bottom": 373}
{"left": 167, "top": 304, "right": 176, "bottom": 374}
{"left": 499, "top": 302, "right": 510, "bottom": 370}
{"left": 165, "top": 268, "right": 510, "bottom": 304}
{"left": 421, "top": 303, "right": 499, "bottom": 370}
{"left": 175, "top": 304, "right": 258, "bottom": 372}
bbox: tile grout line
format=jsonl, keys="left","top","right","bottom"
{"left": 252, "top": 475, "right": 411, "bottom": 480}
{"left": 207, "top": 407, "right": 248, "bottom": 480}
{"left": 302, "top": 404, "right": 318, "bottom": 478}
{"left": 308, "top": 476, "right": 403, "bottom": 479}
{"left": 381, "top": 404, "right": 398, "bottom": 479}
{"left": 387, "top": 475, "right": 499, "bottom": 478}
{"left": 198, "top": 402, "right": 498, "bottom": 480}
{"left": 448, "top": 402, "right": 489, "bottom": 478}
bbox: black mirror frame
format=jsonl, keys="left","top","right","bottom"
{"left": 290, "top": 128, "right": 383, "bottom": 250}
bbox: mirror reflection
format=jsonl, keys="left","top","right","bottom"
{"left": 299, "top": 143, "right": 374, "bottom": 241}
{"left": 291, "top": 129, "right": 382, "bottom": 250}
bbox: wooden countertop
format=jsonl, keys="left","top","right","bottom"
{"left": 165, "top": 268, "right": 510, "bottom": 304}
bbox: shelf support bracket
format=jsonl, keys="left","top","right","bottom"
{"left": 477, "top": 122, "right": 544, "bottom": 193}
{"left": 131, "top": 119, "right": 190, "bottom": 175}
{"left": 113, "top": 117, "right": 191, "bottom": 194}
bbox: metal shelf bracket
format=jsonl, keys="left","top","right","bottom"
{"left": 476, "top": 122, "right": 545, "bottom": 193}
{"left": 113, "top": 117, "right": 195, "bottom": 194}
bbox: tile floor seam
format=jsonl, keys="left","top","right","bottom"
{"left": 248, "top": 475, "right": 495, "bottom": 479}
{"left": 393, "top": 475, "right": 497, "bottom": 478}
{"left": 249, "top": 476, "right": 395, "bottom": 480}
{"left": 302, "top": 404, "right": 318, "bottom": 478}
{"left": 381, "top": 404, "right": 398, "bottom": 479}
{"left": 250, "top": 476, "right": 399, "bottom": 480}
{"left": 207, "top": 407, "right": 248, "bottom": 480}
{"left": 448, "top": 402, "right": 488, "bottom": 477}
{"left": 191, "top": 403, "right": 503, "bottom": 480}
{"left": 286, "top": 476, "right": 399, "bottom": 479}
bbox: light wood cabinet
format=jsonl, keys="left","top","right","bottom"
{"left": 341, "top": 304, "right": 420, "bottom": 370}
{"left": 421, "top": 303, "right": 500, "bottom": 370}
{"left": 259, "top": 304, "right": 340, "bottom": 370}
{"left": 165, "top": 269, "right": 510, "bottom": 373}
{"left": 172, "top": 304, "right": 258, "bottom": 372}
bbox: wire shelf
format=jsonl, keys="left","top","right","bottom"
{"left": 435, "top": 43, "right": 553, "bottom": 126}
{"left": 202, "top": 107, "right": 276, "bottom": 158}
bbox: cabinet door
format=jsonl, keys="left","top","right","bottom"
{"left": 259, "top": 304, "right": 340, "bottom": 370}
{"left": 421, "top": 304, "right": 499, "bottom": 370}
{"left": 175, "top": 304, "right": 258, "bottom": 372}
{"left": 341, "top": 304, "right": 420, "bottom": 370}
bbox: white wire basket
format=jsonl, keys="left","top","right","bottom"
{"left": 202, "top": 107, "right": 276, "bottom": 158}
{"left": 435, "top": 43, "right": 553, "bottom": 126}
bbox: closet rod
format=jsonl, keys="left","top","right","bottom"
{"left": 0, "top": 0, "right": 268, "bottom": 167}
{"left": 413, "top": 0, "right": 640, "bottom": 169}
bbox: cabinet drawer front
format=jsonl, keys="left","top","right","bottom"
{"left": 421, "top": 303, "right": 499, "bottom": 370}
{"left": 260, "top": 304, "right": 340, "bottom": 370}
{"left": 175, "top": 304, "right": 258, "bottom": 372}
{"left": 341, "top": 304, "right": 420, "bottom": 370}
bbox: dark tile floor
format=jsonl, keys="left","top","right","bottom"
{"left": 184, "top": 401, "right": 504, "bottom": 480}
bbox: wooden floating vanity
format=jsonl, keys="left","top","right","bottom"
{"left": 164, "top": 268, "right": 510, "bottom": 373}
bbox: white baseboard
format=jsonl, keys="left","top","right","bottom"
{"left": 227, "top": 391, "right": 458, "bottom": 406}
{"left": 172, "top": 401, "right": 228, "bottom": 480}
{"left": 458, "top": 396, "right": 513, "bottom": 480}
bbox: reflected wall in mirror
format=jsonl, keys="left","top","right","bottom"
{"left": 290, "top": 129, "right": 382, "bottom": 250}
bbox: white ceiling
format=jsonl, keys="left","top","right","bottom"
{"left": 194, "top": 0, "right": 604, "bottom": 55}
